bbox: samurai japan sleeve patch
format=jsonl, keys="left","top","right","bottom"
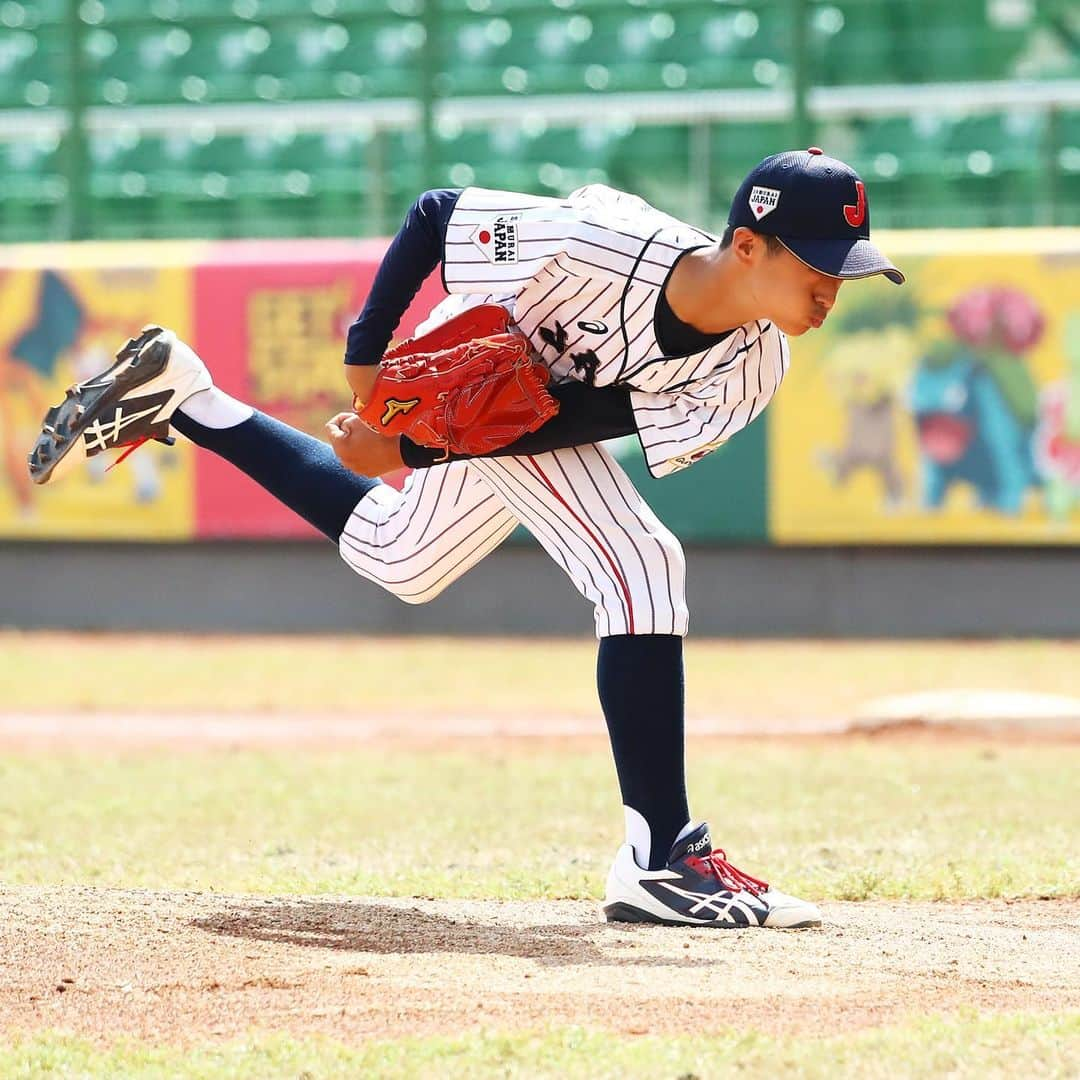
{"left": 471, "top": 215, "right": 520, "bottom": 264}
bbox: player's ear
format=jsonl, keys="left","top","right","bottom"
{"left": 729, "top": 226, "right": 763, "bottom": 267}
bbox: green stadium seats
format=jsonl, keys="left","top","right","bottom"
{"left": 0, "top": 25, "right": 66, "bottom": 108}
{"left": 438, "top": 12, "right": 520, "bottom": 96}
{"left": 334, "top": 16, "right": 426, "bottom": 98}
{"left": 0, "top": 133, "right": 66, "bottom": 241}
{"left": 677, "top": 6, "right": 790, "bottom": 91}
{"left": 811, "top": 0, "right": 1073, "bottom": 86}
{"left": 82, "top": 22, "right": 192, "bottom": 105}
{"left": 0, "top": 1, "right": 1074, "bottom": 240}
{"left": 604, "top": 124, "right": 695, "bottom": 214}
{"left": 434, "top": 122, "right": 617, "bottom": 195}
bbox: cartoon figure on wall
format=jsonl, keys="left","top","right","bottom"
{"left": 1034, "top": 311, "right": 1080, "bottom": 522}
{"left": 816, "top": 291, "right": 921, "bottom": 509}
{"left": 0, "top": 271, "right": 83, "bottom": 515}
{"left": 910, "top": 286, "right": 1043, "bottom": 515}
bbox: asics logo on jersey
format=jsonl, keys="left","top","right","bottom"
{"left": 81, "top": 402, "right": 168, "bottom": 452}
{"left": 380, "top": 398, "right": 421, "bottom": 425}
{"left": 844, "top": 181, "right": 867, "bottom": 227}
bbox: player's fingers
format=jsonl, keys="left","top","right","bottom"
{"left": 325, "top": 413, "right": 351, "bottom": 441}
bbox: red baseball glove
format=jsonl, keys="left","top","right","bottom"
{"left": 356, "top": 304, "right": 559, "bottom": 459}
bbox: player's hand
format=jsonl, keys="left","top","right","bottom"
{"left": 344, "top": 364, "right": 381, "bottom": 411}
{"left": 325, "top": 412, "right": 405, "bottom": 477}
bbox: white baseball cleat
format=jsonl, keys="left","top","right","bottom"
{"left": 28, "top": 326, "right": 211, "bottom": 485}
{"left": 602, "top": 821, "right": 822, "bottom": 929}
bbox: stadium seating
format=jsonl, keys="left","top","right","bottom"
{"left": 81, "top": 125, "right": 402, "bottom": 237}
{"left": 0, "top": 22, "right": 67, "bottom": 109}
{"left": 0, "top": 133, "right": 66, "bottom": 241}
{"left": 0, "top": 0, "right": 1076, "bottom": 240}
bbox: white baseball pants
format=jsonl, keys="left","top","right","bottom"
{"left": 338, "top": 443, "right": 688, "bottom": 637}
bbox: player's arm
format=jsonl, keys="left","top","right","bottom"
{"left": 328, "top": 381, "right": 637, "bottom": 476}
{"left": 399, "top": 382, "right": 636, "bottom": 468}
{"left": 343, "top": 188, "right": 462, "bottom": 404}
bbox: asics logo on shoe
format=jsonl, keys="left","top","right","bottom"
{"left": 648, "top": 881, "right": 766, "bottom": 925}
{"left": 686, "top": 833, "right": 711, "bottom": 853}
{"left": 82, "top": 401, "right": 170, "bottom": 452}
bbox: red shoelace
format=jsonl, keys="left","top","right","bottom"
{"left": 686, "top": 850, "right": 770, "bottom": 896}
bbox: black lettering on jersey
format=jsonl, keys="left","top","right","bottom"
{"left": 539, "top": 321, "right": 569, "bottom": 354}
{"left": 571, "top": 348, "right": 600, "bottom": 387}
{"left": 577, "top": 320, "right": 608, "bottom": 335}
{"left": 492, "top": 217, "right": 518, "bottom": 264}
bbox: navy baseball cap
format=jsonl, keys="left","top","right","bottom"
{"left": 728, "top": 148, "right": 905, "bottom": 285}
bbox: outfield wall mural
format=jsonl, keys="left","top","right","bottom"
{"left": 0, "top": 244, "right": 202, "bottom": 539}
{"left": 770, "top": 230, "right": 1080, "bottom": 543}
{"left": 1, "top": 230, "right": 1076, "bottom": 544}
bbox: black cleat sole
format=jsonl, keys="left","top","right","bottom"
{"left": 603, "top": 901, "right": 820, "bottom": 929}
{"left": 603, "top": 901, "right": 740, "bottom": 928}
{"left": 27, "top": 326, "right": 173, "bottom": 485}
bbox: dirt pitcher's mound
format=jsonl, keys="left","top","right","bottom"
{"left": 854, "top": 690, "right": 1080, "bottom": 735}
{"left": 1, "top": 887, "right": 1077, "bottom": 1047}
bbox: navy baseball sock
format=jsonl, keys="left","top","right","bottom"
{"left": 172, "top": 409, "right": 378, "bottom": 542}
{"left": 597, "top": 634, "right": 689, "bottom": 871}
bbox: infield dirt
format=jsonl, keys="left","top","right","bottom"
{"left": 2, "top": 886, "right": 1077, "bottom": 1047}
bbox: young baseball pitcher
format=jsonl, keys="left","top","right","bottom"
{"left": 29, "top": 150, "right": 903, "bottom": 928}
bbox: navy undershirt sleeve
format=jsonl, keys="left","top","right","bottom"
{"left": 399, "top": 381, "right": 636, "bottom": 469}
{"left": 344, "top": 188, "right": 462, "bottom": 366}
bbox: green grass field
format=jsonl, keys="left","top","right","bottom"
{"left": 1, "top": 743, "right": 1076, "bottom": 901}
{"left": 6, "top": 1014, "right": 1079, "bottom": 1080}
{"left": 2, "top": 631, "right": 1078, "bottom": 717}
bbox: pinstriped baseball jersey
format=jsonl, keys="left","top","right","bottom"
{"left": 441, "top": 184, "right": 790, "bottom": 477}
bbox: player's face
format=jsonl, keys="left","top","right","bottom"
{"left": 754, "top": 244, "right": 844, "bottom": 336}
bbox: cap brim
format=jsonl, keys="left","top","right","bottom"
{"left": 779, "top": 236, "right": 905, "bottom": 285}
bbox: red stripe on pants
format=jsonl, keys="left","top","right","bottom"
{"left": 527, "top": 455, "right": 635, "bottom": 635}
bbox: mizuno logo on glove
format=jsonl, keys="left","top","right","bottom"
{"left": 380, "top": 398, "right": 421, "bottom": 425}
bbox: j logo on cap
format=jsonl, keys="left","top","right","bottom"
{"left": 843, "top": 181, "right": 867, "bottom": 228}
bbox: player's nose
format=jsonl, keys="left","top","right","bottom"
{"left": 814, "top": 278, "right": 842, "bottom": 309}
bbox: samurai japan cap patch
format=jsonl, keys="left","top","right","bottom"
{"left": 748, "top": 186, "right": 781, "bottom": 221}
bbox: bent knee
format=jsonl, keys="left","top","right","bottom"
{"left": 592, "top": 528, "right": 688, "bottom": 638}
{"left": 388, "top": 581, "right": 447, "bottom": 606}
{"left": 339, "top": 549, "right": 454, "bottom": 606}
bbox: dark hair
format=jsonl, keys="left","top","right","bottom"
{"left": 720, "top": 224, "right": 783, "bottom": 254}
